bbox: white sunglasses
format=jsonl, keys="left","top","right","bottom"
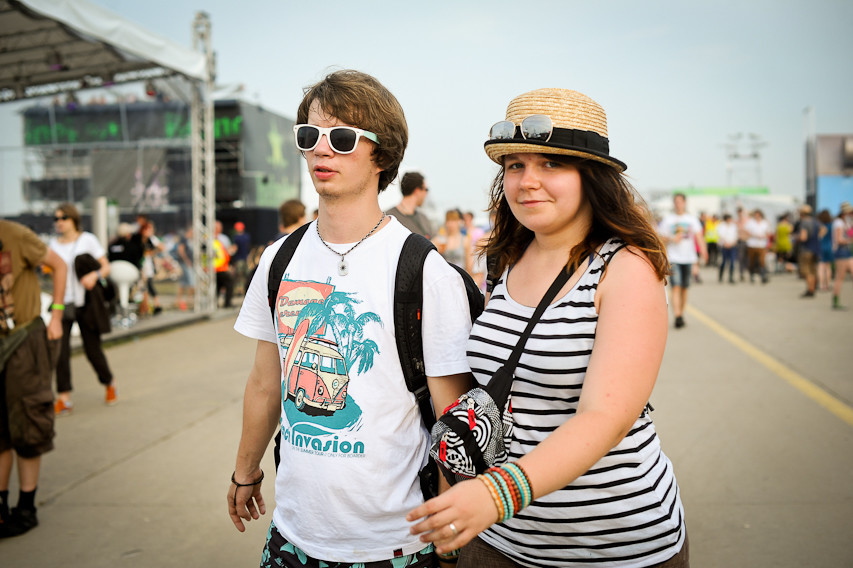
{"left": 293, "top": 124, "right": 379, "bottom": 154}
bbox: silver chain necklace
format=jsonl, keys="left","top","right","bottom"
{"left": 317, "top": 213, "right": 386, "bottom": 276}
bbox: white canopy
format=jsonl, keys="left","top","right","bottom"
{"left": 0, "top": 0, "right": 207, "bottom": 101}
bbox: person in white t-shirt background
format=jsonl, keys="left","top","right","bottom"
{"left": 227, "top": 69, "right": 474, "bottom": 568}
{"left": 744, "top": 209, "right": 772, "bottom": 284}
{"left": 48, "top": 202, "right": 116, "bottom": 414}
{"left": 658, "top": 192, "right": 708, "bottom": 328}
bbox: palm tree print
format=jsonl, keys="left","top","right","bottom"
{"left": 295, "top": 290, "right": 382, "bottom": 375}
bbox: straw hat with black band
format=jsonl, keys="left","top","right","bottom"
{"left": 484, "top": 88, "right": 627, "bottom": 172}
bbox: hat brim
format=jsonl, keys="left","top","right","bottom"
{"left": 484, "top": 139, "right": 626, "bottom": 172}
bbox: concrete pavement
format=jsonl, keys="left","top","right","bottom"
{"left": 1, "top": 267, "right": 852, "bottom": 567}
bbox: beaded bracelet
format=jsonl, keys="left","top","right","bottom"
{"left": 503, "top": 463, "right": 533, "bottom": 509}
{"left": 477, "top": 474, "right": 505, "bottom": 522}
{"left": 487, "top": 469, "right": 516, "bottom": 519}
{"left": 478, "top": 463, "right": 534, "bottom": 523}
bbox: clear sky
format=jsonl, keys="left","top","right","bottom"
{"left": 1, "top": 0, "right": 851, "bottom": 218}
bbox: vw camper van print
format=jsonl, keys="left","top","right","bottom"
{"left": 280, "top": 324, "right": 350, "bottom": 414}
{"left": 274, "top": 277, "right": 381, "bottom": 420}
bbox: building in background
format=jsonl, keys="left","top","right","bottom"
{"left": 812, "top": 135, "right": 853, "bottom": 214}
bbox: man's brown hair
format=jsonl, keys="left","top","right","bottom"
{"left": 279, "top": 199, "right": 306, "bottom": 228}
{"left": 297, "top": 69, "right": 408, "bottom": 192}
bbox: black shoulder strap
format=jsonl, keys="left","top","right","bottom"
{"left": 267, "top": 223, "right": 311, "bottom": 322}
{"left": 394, "top": 233, "right": 437, "bottom": 429}
{"left": 486, "top": 267, "right": 572, "bottom": 409}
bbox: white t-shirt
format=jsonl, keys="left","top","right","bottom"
{"left": 717, "top": 221, "right": 739, "bottom": 247}
{"left": 658, "top": 213, "right": 703, "bottom": 264}
{"left": 234, "top": 217, "right": 473, "bottom": 562}
{"left": 745, "top": 218, "right": 770, "bottom": 248}
{"left": 832, "top": 217, "right": 850, "bottom": 249}
{"left": 49, "top": 231, "right": 106, "bottom": 307}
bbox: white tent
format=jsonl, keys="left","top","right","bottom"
{"left": 0, "top": 0, "right": 218, "bottom": 314}
{"left": 0, "top": 0, "right": 206, "bottom": 99}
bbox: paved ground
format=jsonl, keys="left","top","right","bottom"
{"left": 1, "top": 267, "right": 851, "bottom": 567}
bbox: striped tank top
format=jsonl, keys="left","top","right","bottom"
{"left": 468, "top": 239, "right": 686, "bottom": 567}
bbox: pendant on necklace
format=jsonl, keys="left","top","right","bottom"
{"left": 338, "top": 257, "right": 349, "bottom": 276}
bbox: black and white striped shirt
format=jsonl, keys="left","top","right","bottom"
{"left": 468, "top": 240, "right": 686, "bottom": 567}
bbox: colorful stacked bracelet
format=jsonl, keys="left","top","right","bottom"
{"left": 477, "top": 463, "right": 533, "bottom": 523}
{"left": 436, "top": 547, "right": 461, "bottom": 563}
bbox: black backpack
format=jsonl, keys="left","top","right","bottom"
{"left": 266, "top": 223, "right": 484, "bottom": 498}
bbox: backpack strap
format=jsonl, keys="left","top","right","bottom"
{"left": 267, "top": 223, "right": 311, "bottom": 322}
{"left": 394, "top": 233, "right": 437, "bottom": 430}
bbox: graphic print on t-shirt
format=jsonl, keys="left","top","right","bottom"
{"left": 274, "top": 278, "right": 381, "bottom": 458}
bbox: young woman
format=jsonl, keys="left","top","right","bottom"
{"left": 438, "top": 209, "right": 473, "bottom": 275}
{"left": 817, "top": 209, "right": 834, "bottom": 292}
{"left": 831, "top": 202, "right": 853, "bottom": 309}
{"left": 408, "top": 89, "right": 688, "bottom": 567}
{"left": 49, "top": 203, "right": 116, "bottom": 413}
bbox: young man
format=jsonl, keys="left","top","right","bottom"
{"left": 227, "top": 70, "right": 474, "bottom": 567}
{"left": 385, "top": 171, "right": 435, "bottom": 239}
{"left": 0, "top": 220, "right": 66, "bottom": 537}
{"left": 658, "top": 192, "right": 708, "bottom": 328}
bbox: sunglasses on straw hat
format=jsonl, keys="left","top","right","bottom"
{"left": 293, "top": 124, "right": 378, "bottom": 155}
{"left": 484, "top": 88, "right": 627, "bottom": 171}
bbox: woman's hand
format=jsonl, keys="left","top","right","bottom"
{"left": 80, "top": 270, "right": 100, "bottom": 290}
{"left": 406, "top": 477, "right": 498, "bottom": 555}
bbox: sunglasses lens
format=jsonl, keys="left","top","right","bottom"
{"left": 521, "top": 115, "right": 552, "bottom": 141}
{"left": 489, "top": 121, "right": 516, "bottom": 140}
{"left": 54, "top": 216, "right": 65, "bottom": 221}
{"left": 328, "top": 128, "right": 358, "bottom": 153}
{"left": 295, "top": 126, "right": 320, "bottom": 150}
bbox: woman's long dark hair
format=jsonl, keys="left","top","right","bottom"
{"left": 480, "top": 155, "right": 668, "bottom": 282}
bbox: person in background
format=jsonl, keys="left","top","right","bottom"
{"left": 107, "top": 222, "right": 144, "bottom": 268}
{"left": 0, "top": 219, "right": 66, "bottom": 538}
{"left": 659, "top": 192, "right": 708, "bottom": 328}
{"left": 704, "top": 213, "right": 719, "bottom": 267}
{"left": 139, "top": 221, "right": 164, "bottom": 315}
{"left": 232, "top": 222, "right": 252, "bottom": 296}
{"left": 830, "top": 201, "right": 853, "bottom": 310}
{"left": 817, "top": 209, "right": 834, "bottom": 292}
{"left": 717, "top": 213, "right": 739, "bottom": 284}
{"left": 774, "top": 212, "right": 793, "bottom": 273}
{"left": 277, "top": 199, "right": 308, "bottom": 242}
{"left": 408, "top": 87, "right": 687, "bottom": 567}
{"left": 744, "top": 209, "right": 771, "bottom": 284}
{"left": 736, "top": 206, "right": 750, "bottom": 282}
{"left": 439, "top": 209, "right": 473, "bottom": 275}
{"left": 48, "top": 203, "right": 117, "bottom": 413}
{"left": 173, "top": 226, "right": 194, "bottom": 311}
{"left": 214, "top": 220, "right": 235, "bottom": 309}
{"left": 797, "top": 204, "right": 821, "bottom": 298}
{"left": 386, "top": 171, "right": 435, "bottom": 239}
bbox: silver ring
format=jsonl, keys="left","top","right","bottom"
{"left": 449, "top": 522, "right": 459, "bottom": 537}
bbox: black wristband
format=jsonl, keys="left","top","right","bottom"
{"left": 231, "top": 470, "right": 264, "bottom": 487}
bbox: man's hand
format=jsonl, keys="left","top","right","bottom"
{"left": 227, "top": 470, "right": 266, "bottom": 532}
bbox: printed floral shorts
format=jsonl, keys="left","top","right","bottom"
{"left": 260, "top": 522, "right": 435, "bottom": 568}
